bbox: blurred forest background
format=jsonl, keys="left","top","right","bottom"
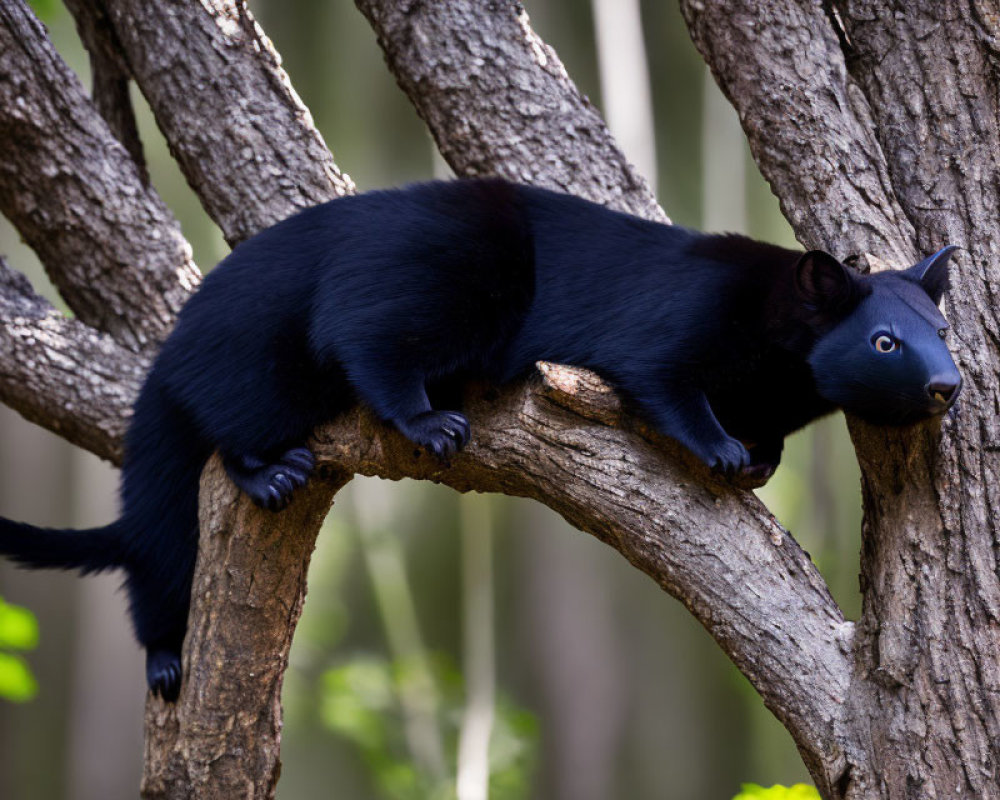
{"left": 0, "top": 1, "right": 862, "bottom": 798}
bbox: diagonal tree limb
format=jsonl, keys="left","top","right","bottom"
{"left": 0, "top": 0, "right": 198, "bottom": 350}
{"left": 680, "top": 0, "right": 915, "bottom": 264}
{"left": 139, "top": 356, "right": 854, "bottom": 797}
{"left": 315, "top": 366, "right": 855, "bottom": 787}
{"left": 96, "top": 0, "right": 355, "bottom": 243}
{"left": 355, "top": 0, "right": 667, "bottom": 222}
{"left": 63, "top": 0, "right": 149, "bottom": 183}
{"left": 0, "top": 257, "right": 145, "bottom": 464}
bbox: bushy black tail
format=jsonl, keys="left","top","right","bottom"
{"left": 0, "top": 517, "right": 125, "bottom": 574}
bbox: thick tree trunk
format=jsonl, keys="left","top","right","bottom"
{"left": 0, "top": 0, "right": 997, "bottom": 797}
{"left": 682, "top": 1, "right": 1000, "bottom": 796}
{"left": 140, "top": 461, "right": 347, "bottom": 799}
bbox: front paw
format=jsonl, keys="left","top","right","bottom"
{"left": 398, "top": 410, "right": 471, "bottom": 460}
{"left": 698, "top": 436, "right": 750, "bottom": 479}
{"left": 734, "top": 461, "right": 777, "bottom": 489}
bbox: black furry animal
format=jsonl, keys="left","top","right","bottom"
{"left": 0, "top": 179, "right": 962, "bottom": 700}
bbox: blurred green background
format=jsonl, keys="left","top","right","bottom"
{"left": 0, "top": 1, "right": 861, "bottom": 798}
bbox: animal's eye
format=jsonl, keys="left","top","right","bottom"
{"left": 938, "top": 329, "right": 947, "bottom": 339}
{"left": 872, "top": 333, "right": 898, "bottom": 353}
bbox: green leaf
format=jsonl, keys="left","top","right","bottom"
{"left": 319, "top": 659, "right": 394, "bottom": 750}
{"left": 733, "top": 784, "right": 821, "bottom": 800}
{"left": 0, "top": 653, "right": 38, "bottom": 702}
{"left": 0, "top": 599, "right": 39, "bottom": 650}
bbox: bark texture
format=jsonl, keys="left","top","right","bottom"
{"left": 0, "top": 1, "right": 198, "bottom": 350}
{"left": 64, "top": 0, "right": 149, "bottom": 181}
{"left": 0, "top": 257, "right": 144, "bottom": 464}
{"left": 355, "top": 0, "right": 666, "bottom": 222}
{"left": 834, "top": 4, "right": 1000, "bottom": 795}
{"left": 682, "top": 0, "right": 1000, "bottom": 795}
{"left": 94, "top": 0, "right": 355, "bottom": 242}
{"left": 141, "top": 460, "right": 347, "bottom": 799}
{"left": 0, "top": 0, "right": 996, "bottom": 797}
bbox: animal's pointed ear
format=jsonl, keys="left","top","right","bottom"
{"left": 794, "top": 250, "right": 855, "bottom": 311}
{"left": 904, "top": 245, "right": 957, "bottom": 304}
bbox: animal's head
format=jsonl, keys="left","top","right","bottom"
{"left": 797, "top": 246, "right": 962, "bottom": 425}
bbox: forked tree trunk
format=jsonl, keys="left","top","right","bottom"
{"left": 681, "top": 2, "right": 1000, "bottom": 795}
{"left": 0, "top": 0, "right": 997, "bottom": 797}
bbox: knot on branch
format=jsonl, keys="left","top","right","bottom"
{"left": 536, "top": 360, "right": 623, "bottom": 425}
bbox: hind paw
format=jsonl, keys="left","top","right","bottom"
{"left": 146, "top": 649, "right": 182, "bottom": 702}
{"left": 224, "top": 447, "right": 315, "bottom": 511}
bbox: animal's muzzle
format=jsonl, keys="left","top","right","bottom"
{"left": 926, "top": 374, "right": 962, "bottom": 409}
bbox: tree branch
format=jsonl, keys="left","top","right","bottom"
{"left": 63, "top": 0, "right": 149, "bottom": 183}
{"left": 0, "top": 257, "right": 144, "bottom": 464}
{"left": 679, "top": 0, "right": 915, "bottom": 262}
{"left": 141, "top": 464, "right": 347, "bottom": 799}
{"left": 823, "top": 4, "right": 1000, "bottom": 794}
{"left": 0, "top": 0, "right": 198, "bottom": 350}
{"left": 316, "top": 367, "right": 853, "bottom": 782}
{"left": 138, "top": 359, "right": 853, "bottom": 797}
{"left": 98, "top": 0, "right": 355, "bottom": 242}
{"left": 355, "top": 0, "right": 666, "bottom": 222}
{"left": 680, "top": 0, "right": 1000, "bottom": 794}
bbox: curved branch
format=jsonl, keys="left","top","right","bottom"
{"left": 0, "top": 0, "right": 198, "bottom": 350}
{"left": 356, "top": 0, "right": 666, "bottom": 222}
{"left": 321, "top": 366, "right": 853, "bottom": 776}
{"left": 138, "top": 362, "right": 852, "bottom": 796}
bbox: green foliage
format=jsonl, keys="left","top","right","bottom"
{"left": 0, "top": 598, "right": 39, "bottom": 702}
{"left": 733, "top": 783, "right": 821, "bottom": 800}
{"left": 27, "top": 0, "right": 61, "bottom": 22}
{"left": 319, "top": 654, "right": 537, "bottom": 800}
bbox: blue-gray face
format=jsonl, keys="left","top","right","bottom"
{"left": 809, "top": 272, "right": 962, "bottom": 425}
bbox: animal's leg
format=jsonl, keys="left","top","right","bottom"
{"left": 641, "top": 386, "right": 750, "bottom": 477}
{"left": 353, "top": 369, "right": 470, "bottom": 459}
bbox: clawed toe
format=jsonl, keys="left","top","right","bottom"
{"left": 399, "top": 410, "right": 472, "bottom": 461}
{"left": 224, "top": 446, "right": 315, "bottom": 511}
{"left": 280, "top": 447, "right": 315, "bottom": 473}
{"left": 147, "top": 649, "right": 182, "bottom": 702}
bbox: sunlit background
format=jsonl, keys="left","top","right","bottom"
{"left": 0, "top": 1, "right": 861, "bottom": 798}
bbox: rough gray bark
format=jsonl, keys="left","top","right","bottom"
{"left": 0, "top": 0, "right": 995, "bottom": 797}
{"left": 682, "top": 0, "right": 1000, "bottom": 796}
{"left": 0, "top": 1, "right": 198, "bottom": 351}
{"left": 89, "top": 0, "right": 355, "bottom": 242}
{"left": 141, "top": 462, "right": 347, "bottom": 799}
{"left": 0, "top": 257, "right": 144, "bottom": 464}
{"left": 63, "top": 0, "right": 149, "bottom": 182}
{"left": 355, "top": 0, "right": 665, "bottom": 222}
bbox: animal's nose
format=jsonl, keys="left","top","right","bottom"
{"left": 926, "top": 374, "right": 962, "bottom": 405}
